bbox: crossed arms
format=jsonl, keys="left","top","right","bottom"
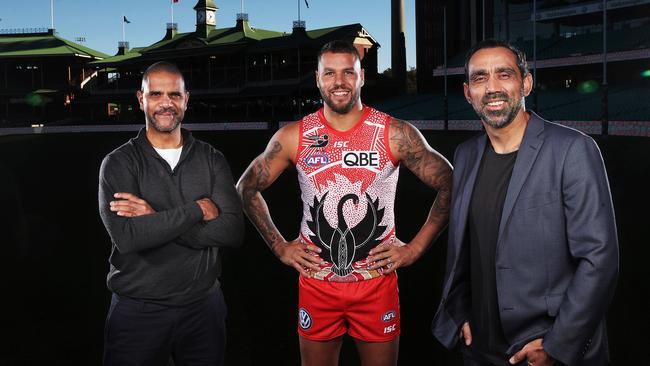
{"left": 98, "top": 150, "right": 243, "bottom": 254}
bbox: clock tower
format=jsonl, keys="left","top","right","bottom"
{"left": 194, "top": 0, "right": 218, "bottom": 38}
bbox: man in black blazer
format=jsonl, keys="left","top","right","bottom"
{"left": 431, "top": 40, "right": 618, "bottom": 366}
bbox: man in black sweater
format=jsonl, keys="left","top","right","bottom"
{"left": 98, "top": 61, "right": 243, "bottom": 366}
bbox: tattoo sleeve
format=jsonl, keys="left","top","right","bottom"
{"left": 390, "top": 119, "right": 452, "bottom": 231}
{"left": 237, "top": 141, "right": 285, "bottom": 248}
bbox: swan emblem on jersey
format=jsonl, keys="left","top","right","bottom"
{"left": 306, "top": 192, "right": 387, "bottom": 276}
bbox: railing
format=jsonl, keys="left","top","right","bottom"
{"left": 80, "top": 71, "right": 99, "bottom": 91}
{"left": 0, "top": 28, "right": 50, "bottom": 34}
{"left": 2, "top": 121, "right": 649, "bottom": 137}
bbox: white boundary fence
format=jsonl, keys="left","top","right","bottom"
{"left": 1, "top": 120, "right": 649, "bottom": 137}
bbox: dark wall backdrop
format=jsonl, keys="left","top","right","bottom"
{"left": 0, "top": 129, "right": 648, "bottom": 365}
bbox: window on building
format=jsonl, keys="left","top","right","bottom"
{"left": 107, "top": 103, "right": 119, "bottom": 116}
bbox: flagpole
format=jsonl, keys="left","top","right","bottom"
{"left": 482, "top": 0, "right": 485, "bottom": 40}
{"left": 171, "top": 0, "right": 174, "bottom": 24}
{"left": 533, "top": 0, "right": 537, "bottom": 111}
{"left": 122, "top": 14, "right": 125, "bottom": 42}
{"left": 602, "top": 0, "right": 608, "bottom": 135}
{"left": 443, "top": 5, "right": 448, "bottom": 130}
{"left": 50, "top": 0, "right": 54, "bottom": 29}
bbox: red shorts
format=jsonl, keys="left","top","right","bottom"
{"left": 297, "top": 273, "right": 400, "bottom": 342}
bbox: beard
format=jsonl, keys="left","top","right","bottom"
{"left": 320, "top": 86, "right": 360, "bottom": 115}
{"left": 147, "top": 107, "right": 182, "bottom": 133}
{"left": 473, "top": 88, "right": 524, "bottom": 129}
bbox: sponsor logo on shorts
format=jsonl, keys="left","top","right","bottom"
{"left": 381, "top": 310, "right": 397, "bottom": 323}
{"left": 383, "top": 324, "right": 397, "bottom": 334}
{"left": 305, "top": 153, "right": 330, "bottom": 168}
{"left": 299, "top": 308, "right": 312, "bottom": 330}
{"left": 342, "top": 151, "right": 380, "bottom": 168}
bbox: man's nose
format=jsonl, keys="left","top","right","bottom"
{"left": 160, "top": 93, "right": 173, "bottom": 106}
{"left": 334, "top": 72, "right": 346, "bottom": 85}
{"left": 485, "top": 74, "right": 500, "bottom": 93}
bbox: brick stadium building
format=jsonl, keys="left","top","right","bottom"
{"left": 87, "top": 0, "right": 380, "bottom": 124}
{"left": 0, "top": 0, "right": 380, "bottom": 126}
{"left": 0, "top": 29, "right": 107, "bottom": 126}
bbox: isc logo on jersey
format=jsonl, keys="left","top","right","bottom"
{"left": 342, "top": 151, "right": 379, "bottom": 168}
{"left": 305, "top": 153, "right": 330, "bottom": 168}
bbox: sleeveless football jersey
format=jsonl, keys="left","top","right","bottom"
{"left": 296, "top": 106, "right": 399, "bottom": 282}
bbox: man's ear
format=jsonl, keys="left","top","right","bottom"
{"left": 522, "top": 73, "right": 533, "bottom": 97}
{"left": 463, "top": 83, "right": 472, "bottom": 104}
{"left": 136, "top": 90, "right": 145, "bottom": 111}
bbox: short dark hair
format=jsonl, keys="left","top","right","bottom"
{"left": 464, "top": 39, "right": 528, "bottom": 82}
{"left": 317, "top": 40, "right": 361, "bottom": 64}
{"left": 141, "top": 61, "right": 186, "bottom": 90}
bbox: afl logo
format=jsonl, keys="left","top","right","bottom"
{"left": 381, "top": 310, "right": 397, "bottom": 323}
{"left": 299, "top": 308, "right": 312, "bottom": 330}
{"left": 305, "top": 153, "right": 330, "bottom": 168}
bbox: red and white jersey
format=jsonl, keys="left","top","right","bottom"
{"left": 296, "top": 106, "right": 399, "bottom": 282}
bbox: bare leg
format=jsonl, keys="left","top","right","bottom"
{"left": 354, "top": 336, "right": 399, "bottom": 366}
{"left": 299, "top": 335, "right": 344, "bottom": 366}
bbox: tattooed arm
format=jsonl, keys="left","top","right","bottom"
{"left": 236, "top": 123, "right": 323, "bottom": 277}
{"left": 368, "top": 118, "right": 453, "bottom": 273}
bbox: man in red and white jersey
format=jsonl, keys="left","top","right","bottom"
{"left": 236, "top": 40, "right": 452, "bottom": 366}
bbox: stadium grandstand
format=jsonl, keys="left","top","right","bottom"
{"left": 0, "top": 0, "right": 381, "bottom": 127}
{"left": 0, "top": 28, "right": 108, "bottom": 127}
{"left": 1, "top": 2, "right": 649, "bottom": 365}
{"left": 1, "top": 0, "right": 647, "bottom": 136}
{"left": 411, "top": 0, "right": 650, "bottom": 136}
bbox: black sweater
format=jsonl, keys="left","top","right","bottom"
{"left": 98, "top": 128, "right": 243, "bottom": 305}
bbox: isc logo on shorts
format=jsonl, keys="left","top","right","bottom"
{"left": 342, "top": 151, "right": 379, "bottom": 168}
{"left": 383, "top": 324, "right": 397, "bottom": 334}
{"left": 381, "top": 310, "right": 397, "bottom": 323}
{"left": 299, "top": 308, "right": 312, "bottom": 330}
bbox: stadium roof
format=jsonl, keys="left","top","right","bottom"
{"left": 0, "top": 29, "right": 108, "bottom": 60}
{"left": 91, "top": 21, "right": 378, "bottom": 67}
{"left": 246, "top": 23, "right": 378, "bottom": 53}
{"left": 91, "top": 19, "right": 284, "bottom": 67}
